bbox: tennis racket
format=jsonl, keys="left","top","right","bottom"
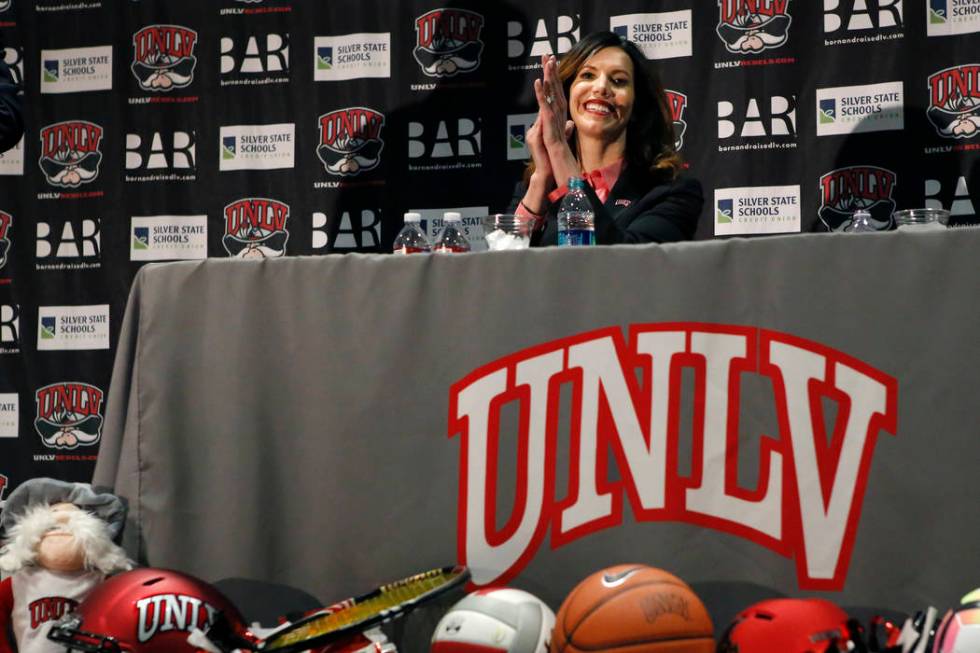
{"left": 210, "top": 565, "right": 469, "bottom": 653}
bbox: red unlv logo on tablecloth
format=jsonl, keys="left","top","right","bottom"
{"left": 317, "top": 108, "right": 385, "bottom": 176}
{"left": 716, "top": 0, "right": 792, "bottom": 53}
{"left": 926, "top": 64, "right": 980, "bottom": 139}
{"left": 413, "top": 8, "right": 484, "bottom": 77}
{"left": 34, "top": 382, "right": 104, "bottom": 450}
{"left": 222, "top": 197, "right": 290, "bottom": 258}
{"left": 450, "top": 323, "right": 897, "bottom": 591}
{"left": 131, "top": 25, "right": 198, "bottom": 91}
{"left": 38, "top": 121, "right": 103, "bottom": 188}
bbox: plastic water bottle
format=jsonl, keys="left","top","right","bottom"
{"left": 557, "top": 177, "right": 595, "bottom": 246}
{"left": 845, "top": 209, "right": 877, "bottom": 233}
{"left": 433, "top": 212, "right": 471, "bottom": 253}
{"left": 392, "top": 212, "right": 431, "bottom": 254}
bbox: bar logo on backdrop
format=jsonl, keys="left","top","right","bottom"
{"left": 316, "top": 108, "right": 385, "bottom": 177}
{"left": 818, "top": 166, "right": 897, "bottom": 232}
{"left": 40, "top": 46, "right": 112, "bottom": 94}
{"left": 408, "top": 116, "right": 482, "bottom": 172}
{"left": 131, "top": 215, "right": 207, "bottom": 261}
{"left": 34, "top": 382, "right": 104, "bottom": 451}
{"left": 926, "top": 64, "right": 980, "bottom": 139}
{"left": 37, "top": 305, "right": 109, "bottom": 351}
{"left": 506, "top": 113, "right": 536, "bottom": 161}
{"left": 3, "top": 45, "right": 23, "bottom": 86}
{"left": 0, "top": 210, "right": 10, "bottom": 271}
{"left": 824, "top": 0, "right": 904, "bottom": 46}
{"left": 609, "top": 11, "right": 693, "bottom": 60}
{"left": 219, "top": 123, "right": 294, "bottom": 171}
{"left": 507, "top": 14, "right": 579, "bottom": 69}
{"left": 0, "top": 304, "right": 19, "bottom": 354}
{"left": 37, "top": 121, "right": 103, "bottom": 188}
{"left": 928, "top": 0, "right": 980, "bottom": 36}
{"left": 715, "top": 185, "right": 801, "bottom": 234}
{"left": 35, "top": 217, "right": 101, "bottom": 271}
{"left": 450, "top": 323, "right": 898, "bottom": 590}
{"left": 310, "top": 207, "right": 382, "bottom": 253}
{"left": 220, "top": 32, "right": 289, "bottom": 86}
{"left": 816, "top": 81, "right": 904, "bottom": 136}
{"left": 222, "top": 198, "right": 289, "bottom": 258}
{"left": 314, "top": 33, "right": 390, "bottom": 81}
{"left": 925, "top": 175, "right": 976, "bottom": 219}
{"left": 125, "top": 130, "right": 196, "bottom": 182}
{"left": 412, "top": 206, "right": 488, "bottom": 252}
{"left": 0, "top": 395, "right": 15, "bottom": 438}
{"left": 716, "top": 0, "right": 792, "bottom": 53}
{"left": 717, "top": 93, "right": 797, "bottom": 152}
{"left": 131, "top": 25, "right": 198, "bottom": 92}
{"left": 413, "top": 8, "right": 484, "bottom": 78}
{"left": 665, "top": 90, "right": 688, "bottom": 150}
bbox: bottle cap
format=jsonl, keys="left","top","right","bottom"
{"left": 444, "top": 212, "right": 462, "bottom": 221}
{"left": 403, "top": 212, "right": 422, "bottom": 222}
{"left": 568, "top": 176, "right": 586, "bottom": 191}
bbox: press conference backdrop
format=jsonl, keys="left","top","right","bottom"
{"left": 0, "top": 3, "right": 979, "bottom": 510}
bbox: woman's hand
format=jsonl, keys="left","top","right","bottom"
{"left": 534, "top": 54, "right": 578, "bottom": 186}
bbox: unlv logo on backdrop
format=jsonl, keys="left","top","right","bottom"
{"left": 317, "top": 108, "right": 385, "bottom": 176}
{"left": 818, "top": 166, "right": 896, "bottom": 232}
{"left": 450, "top": 323, "right": 897, "bottom": 590}
{"left": 136, "top": 594, "right": 219, "bottom": 643}
{"left": 413, "top": 8, "right": 485, "bottom": 77}
{"left": 131, "top": 25, "right": 198, "bottom": 91}
{"left": 222, "top": 198, "right": 289, "bottom": 258}
{"left": 0, "top": 210, "right": 10, "bottom": 269}
{"left": 29, "top": 597, "right": 78, "bottom": 629}
{"left": 34, "top": 382, "right": 104, "bottom": 450}
{"left": 38, "top": 121, "right": 103, "bottom": 188}
{"left": 716, "top": 0, "right": 792, "bottom": 53}
{"left": 665, "top": 90, "right": 688, "bottom": 150}
{"left": 926, "top": 64, "right": 980, "bottom": 139}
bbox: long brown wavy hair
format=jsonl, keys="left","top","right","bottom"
{"left": 524, "top": 31, "right": 684, "bottom": 184}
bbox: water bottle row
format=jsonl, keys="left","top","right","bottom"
{"left": 392, "top": 176, "right": 597, "bottom": 254}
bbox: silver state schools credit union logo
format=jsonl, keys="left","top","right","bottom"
{"left": 317, "top": 108, "right": 385, "bottom": 176}
{"left": 413, "top": 8, "right": 484, "bottom": 77}
{"left": 132, "top": 25, "right": 198, "bottom": 91}
{"left": 716, "top": 0, "right": 792, "bottom": 53}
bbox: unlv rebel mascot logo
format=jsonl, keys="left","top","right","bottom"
{"left": 136, "top": 594, "right": 218, "bottom": 643}
{"left": 665, "top": 90, "right": 688, "bottom": 151}
{"left": 926, "top": 64, "right": 980, "bottom": 139}
{"left": 38, "top": 121, "right": 103, "bottom": 188}
{"left": 0, "top": 211, "right": 11, "bottom": 270}
{"left": 450, "top": 323, "right": 897, "bottom": 590}
{"left": 716, "top": 0, "right": 792, "bottom": 53}
{"left": 29, "top": 597, "right": 78, "bottom": 629}
{"left": 317, "top": 108, "right": 385, "bottom": 176}
{"left": 819, "top": 166, "right": 896, "bottom": 232}
{"left": 413, "top": 8, "right": 485, "bottom": 77}
{"left": 222, "top": 197, "right": 290, "bottom": 258}
{"left": 131, "top": 25, "right": 198, "bottom": 91}
{"left": 34, "top": 382, "right": 104, "bottom": 450}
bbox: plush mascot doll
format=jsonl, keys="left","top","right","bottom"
{"left": 0, "top": 478, "right": 133, "bottom": 653}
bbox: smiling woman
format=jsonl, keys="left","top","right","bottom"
{"left": 512, "top": 31, "right": 703, "bottom": 245}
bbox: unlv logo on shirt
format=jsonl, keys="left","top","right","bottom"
{"left": 29, "top": 597, "right": 78, "bottom": 629}
{"left": 38, "top": 121, "right": 103, "bottom": 188}
{"left": 317, "top": 108, "right": 385, "bottom": 176}
{"left": 819, "top": 166, "right": 896, "bottom": 231}
{"left": 136, "top": 594, "right": 218, "bottom": 643}
{"left": 926, "top": 64, "right": 980, "bottom": 139}
{"left": 716, "top": 0, "right": 792, "bottom": 53}
{"left": 413, "top": 8, "right": 485, "bottom": 77}
{"left": 131, "top": 24, "right": 198, "bottom": 91}
{"left": 34, "top": 382, "right": 104, "bottom": 450}
{"left": 665, "top": 90, "right": 688, "bottom": 150}
{"left": 450, "top": 323, "right": 897, "bottom": 591}
{"left": 222, "top": 197, "right": 290, "bottom": 258}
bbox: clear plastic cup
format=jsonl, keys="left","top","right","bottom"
{"left": 893, "top": 208, "right": 950, "bottom": 230}
{"left": 482, "top": 214, "right": 539, "bottom": 251}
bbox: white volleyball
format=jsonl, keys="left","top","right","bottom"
{"left": 431, "top": 588, "right": 555, "bottom": 653}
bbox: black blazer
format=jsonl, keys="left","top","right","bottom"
{"left": 512, "top": 167, "right": 703, "bottom": 246}
{"left": 0, "top": 55, "right": 23, "bottom": 155}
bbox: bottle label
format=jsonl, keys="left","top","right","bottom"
{"left": 558, "top": 228, "right": 596, "bottom": 247}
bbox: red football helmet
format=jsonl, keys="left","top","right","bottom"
{"left": 47, "top": 567, "right": 255, "bottom": 652}
{"left": 717, "top": 598, "right": 859, "bottom": 653}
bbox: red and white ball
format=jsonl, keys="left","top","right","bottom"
{"left": 431, "top": 588, "right": 555, "bottom": 653}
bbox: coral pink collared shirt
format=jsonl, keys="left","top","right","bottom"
{"left": 517, "top": 158, "right": 625, "bottom": 218}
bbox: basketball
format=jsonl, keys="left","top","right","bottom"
{"left": 550, "top": 564, "right": 714, "bottom": 653}
{"left": 431, "top": 587, "right": 556, "bottom": 653}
